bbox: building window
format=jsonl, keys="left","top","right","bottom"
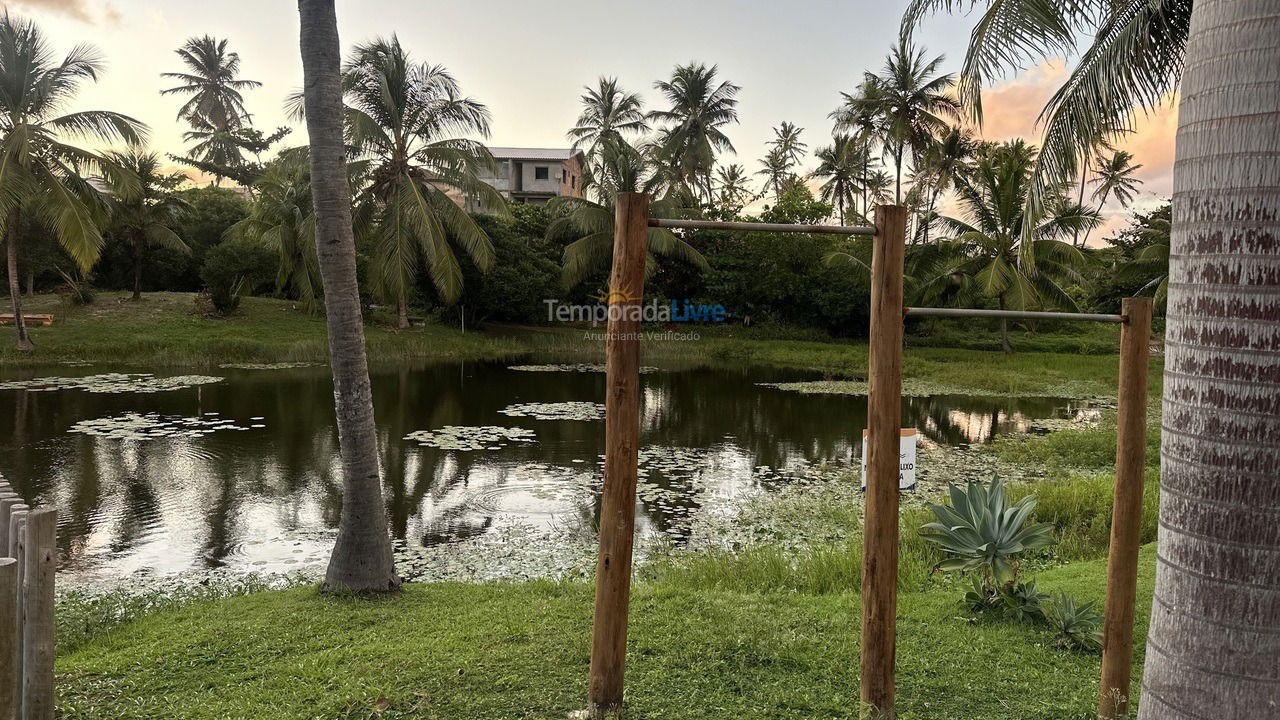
{"left": 534, "top": 166, "right": 549, "bottom": 180}
{"left": 498, "top": 162, "right": 509, "bottom": 180}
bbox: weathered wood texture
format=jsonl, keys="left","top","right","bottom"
{"left": 0, "top": 558, "right": 17, "bottom": 720}
{"left": 1138, "top": 1, "right": 1280, "bottom": 718}
{"left": 1099, "top": 297, "right": 1152, "bottom": 718}
{"left": 587, "top": 192, "right": 650, "bottom": 719}
{"left": 860, "top": 205, "right": 907, "bottom": 719}
{"left": 20, "top": 509, "right": 53, "bottom": 720}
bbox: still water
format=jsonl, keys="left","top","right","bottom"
{"left": 0, "top": 361, "right": 1080, "bottom": 585}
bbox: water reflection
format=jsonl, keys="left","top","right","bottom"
{"left": 0, "top": 361, "right": 1087, "bottom": 584}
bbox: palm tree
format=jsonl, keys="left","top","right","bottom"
{"left": 756, "top": 147, "right": 793, "bottom": 202}
{"left": 227, "top": 152, "right": 323, "bottom": 309}
{"left": 769, "top": 121, "right": 807, "bottom": 169}
{"left": 811, "top": 136, "right": 862, "bottom": 225}
{"left": 901, "top": 0, "right": 1188, "bottom": 242}
{"left": 1090, "top": 149, "right": 1145, "bottom": 209}
{"left": 162, "top": 36, "right": 262, "bottom": 183}
{"left": 864, "top": 169, "right": 894, "bottom": 209}
{"left": 845, "top": 40, "right": 959, "bottom": 203}
{"left": 0, "top": 12, "right": 146, "bottom": 350}
{"left": 296, "top": 0, "right": 399, "bottom": 594}
{"left": 1128, "top": 212, "right": 1169, "bottom": 310}
{"left": 103, "top": 148, "right": 191, "bottom": 301}
{"left": 831, "top": 77, "right": 887, "bottom": 217}
{"left": 340, "top": 36, "right": 505, "bottom": 328}
{"left": 649, "top": 63, "right": 741, "bottom": 203}
{"left": 919, "top": 141, "right": 1097, "bottom": 352}
{"left": 549, "top": 136, "right": 707, "bottom": 288}
{"left": 713, "top": 163, "right": 754, "bottom": 212}
{"left": 568, "top": 77, "right": 649, "bottom": 154}
{"left": 917, "top": 125, "right": 975, "bottom": 243}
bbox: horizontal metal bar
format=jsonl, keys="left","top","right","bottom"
{"left": 904, "top": 307, "right": 1126, "bottom": 323}
{"left": 647, "top": 218, "right": 875, "bottom": 236}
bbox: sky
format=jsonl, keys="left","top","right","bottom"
{"left": 7, "top": 0, "right": 1175, "bottom": 240}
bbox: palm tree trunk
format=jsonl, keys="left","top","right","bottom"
{"left": 998, "top": 297, "right": 1013, "bottom": 354}
{"left": 131, "top": 237, "right": 144, "bottom": 301}
{"left": 1137, "top": 1, "right": 1280, "bottom": 717}
{"left": 25, "top": 271, "right": 33, "bottom": 297}
{"left": 297, "top": 0, "right": 399, "bottom": 594}
{"left": 6, "top": 211, "right": 33, "bottom": 352}
{"left": 893, "top": 144, "right": 904, "bottom": 204}
{"left": 397, "top": 295, "right": 409, "bottom": 329}
{"left": 1073, "top": 160, "right": 1088, "bottom": 247}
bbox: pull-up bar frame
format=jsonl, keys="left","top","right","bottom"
{"left": 589, "top": 197, "right": 1152, "bottom": 720}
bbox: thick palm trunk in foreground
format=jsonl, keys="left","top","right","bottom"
{"left": 297, "top": 0, "right": 398, "bottom": 593}
{"left": 6, "top": 216, "right": 33, "bottom": 351}
{"left": 1138, "top": 0, "right": 1279, "bottom": 716}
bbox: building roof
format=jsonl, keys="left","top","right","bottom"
{"left": 486, "top": 147, "right": 583, "bottom": 161}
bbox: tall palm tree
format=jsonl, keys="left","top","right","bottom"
{"left": 917, "top": 125, "right": 975, "bottom": 243}
{"left": 713, "top": 163, "right": 754, "bottom": 212}
{"left": 162, "top": 36, "right": 262, "bottom": 183}
{"left": 919, "top": 141, "right": 1097, "bottom": 351}
{"left": 0, "top": 12, "right": 146, "bottom": 350}
{"left": 756, "top": 147, "right": 793, "bottom": 202}
{"left": 768, "top": 121, "right": 807, "bottom": 169}
{"left": 901, "top": 0, "right": 1189, "bottom": 242}
{"left": 103, "top": 148, "right": 191, "bottom": 301}
{"left": 649, "top": 63, "right": 741, "bottom": 203}
{"left": 568, "top": 77, "right": 649, "bottom": 154}
{"left": 1080, "top": 149, "right": 1145, "bottom": 246}
{"left": 227, "top": 152, "right": 324, "bottom": 309}
{"left": 339, "top": 36, "right": 505, "bottom": 328}
{"left": 549, "top": 136, "right": 707, "bottom": 288}
{"left": 1125, "top": 211, "right": 1170, "bottom": 310}
{"left": 811, "top": 136, "right": 862, "bottom": 225}
{"left": 1134, "top": 3, "right": 1280, "bottom": 719}
{"left": 296, "top": 0, "right": 399, "bottom": 594}
{"left": 844, "top": 40, "right": 960, "bottom": 203}
{"left": 831, "top": 77, "right": 887, "bottom": 217}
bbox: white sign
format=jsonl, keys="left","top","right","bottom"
{"left": 860, "top": 428, "right": 917, "bottom": 490}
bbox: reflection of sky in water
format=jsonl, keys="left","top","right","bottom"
{"left": 0, "top": 361, "right": 1091, "bottom": 586}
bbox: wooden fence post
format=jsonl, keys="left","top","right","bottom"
{"left": 1098, "top": 296, "right": 1153, "bottom": 719}
{"left": 0, "top": 558, "right": 16, "bottom": 720}
{"left": 586, "top": 191, "right": 650, "bottom": 719}
{"left": 860, "top": 205, "right": 907, "bottom": 720}
{"left": 0, "top": 497, "right": 19, "bottom": 553}
{"left": 7, "top": 507, "right": 25, "bottom": 720}
{"left": 21, "top": 509, "right": 55, "bottom": 720}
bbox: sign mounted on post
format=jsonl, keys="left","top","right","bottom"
{"left": 861, "top": 428, "right": 917, "bottom": 490}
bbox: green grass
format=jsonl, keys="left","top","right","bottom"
{"left": 56, "top": 548, "right": 1153, "bottom": 720}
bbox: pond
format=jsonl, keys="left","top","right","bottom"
{"left": 0, "top": 360, "right": 1090, "bottom": 587}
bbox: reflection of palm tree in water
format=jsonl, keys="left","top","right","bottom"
{"left": 109, "top": 445, "right": 161, "bottom": 556}
{"left": 200, "top": 459, "right": 242, "bottom": 567}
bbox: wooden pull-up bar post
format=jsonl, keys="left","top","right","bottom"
{"left": 587, "top": 191, "right": 650, "bottom": 719}
{"left": 861, "top": 205, "right": 908, "bottom": 719}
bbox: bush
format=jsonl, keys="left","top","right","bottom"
{"left": 200, "top": 238, "right": 274, "bottom": 314}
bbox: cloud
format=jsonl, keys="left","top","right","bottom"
{"left": 5, "top": 0, "right": 119, "bottom": 24}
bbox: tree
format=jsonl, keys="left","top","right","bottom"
{"left": 227, "top": 152, "right": 322, "bottom": 309}
{"left": 649, "top": 63, "right": 741, "bottom": 203}
{"left": 831, "top": 78, "right": 887, "bottom": 219}
{"left": 337, "top": 37, "right": 504, "bottom": 328}
{"left": 713, "top": 163, "right": 755, "bottom": 213}
{"left": 0, "top": 11, "right": 146, "bottom": 350}
{"left": 162, "top": 36, "right": 263, "bottom": 184}
{"left": 920, "top": 141, "right": 1097, "bottom": 352}
{"left": 811, "top": 135, "right": 862, "bottom": 225}
{"left": 549, "top": 136, "right": 706, "bottom": 288}
{"left": 916, "top": 125, "right": 975, "bottom": 243}
{"left": 901, "top": 0, "right": 1189, "bottom": 240}
{"left": 1137, "top": 5, "right": 1279, "bottom": 717}
{"left": 768, "top": 121, "right": 807, "bottom": 169}
{"left": 568, "top": 77, "right": 649, "bottom": 155}
{"left": 296, "top": 0, "right": 399, "bottom": 593}
{"left": 756, "top": 147, "right": 793, "bottom": 202}
{"left": 1081, "top": 149, "right": 1144, "bottom": 245}
{"left": 103, "top": 148, "right": 191, "bottom": 300}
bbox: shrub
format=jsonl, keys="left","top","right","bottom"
{"left": 920, "top": 478, "right": 1055, "bottom": 589}
{"left": 200, "top": 238, "right": 274, "bottom": 315}
{"left": 1042, "top": 591, "right": 1104, "bottom": 651}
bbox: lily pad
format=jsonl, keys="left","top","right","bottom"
{"left": 69, "top": 412, "right": 256, "bottom": 440}
{"left": 499, "top": 401, "right": 606, "bottom": 421}
{"left": 0, "top": 373, "right": 223, "bottom": 394}
{"left": 404, "top": 425, "right": 537, "bottom": 451}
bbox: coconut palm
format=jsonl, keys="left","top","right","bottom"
{"left": 811, "top": 136, "right": 862, "bottom": 225}
{"left": 713, "top": 163, "right": 755, "bottom": 212}
{"left": 864, "top": 169, "right": 895, "bottom": 208}
{"left": 103, "top": 148, "right": 191, "bottom": 301}
{"left": 756, "top": 147, "right": 794, "bottom": 202}
{"left": 917, "top": 125, "right": 976, "bottom": 243}
{"left": 1090, "top": 149, "right": 1144, "bottom": 209}
{"left": 919, "top": 141, "right": 1097, "bottom": 352}
{"left": 1129, "top": 212, "right": 1169, "bottom": 309}
{"left": 338, "top": 36, "right": 505, "bottom": 328}
{"left": 649, "top": 63, "right": 741, "bottom": 203}
{"left": 549, "top": 136, "right": 707, "bottom": 288}
{"left": 296, "top": 0, "right": 399, "bottom": 593}
{"left": 901, "top": 0, "right": 1188, "bottom": 243}
{"left": 568, "top": 77, "right": 649, "bottom": 154}
{"left": 227, "top": 152, "right": 324, "bottom": 309}
{"left": 162, "top": 36, "right": 262, "bottom": 183}
{"left": 768, "top": 121, "right": 807, "bottom": 169}
{"left": 0, "top": 12, "right": 146, "bottom": 350}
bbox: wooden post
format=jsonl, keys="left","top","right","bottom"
{"left": 1098, "top": 296, "right": 1152, "bottom": 719}
{"left": 0, "top": 498, "right": 19, "bottom": 555}
{"left": 7, "top": 508, "right": 25, "bottom": 720}
{"left": 21, "top": 509, "right": 54, "bottom": 720}
{"left": 0, "top": 558, "right": 16, "bottom": 720}
{"left": 860, "top": 205, "right": 906, "bottom": 719}
{"left": 586, "top": 192, "right": 649, "bottom": 719}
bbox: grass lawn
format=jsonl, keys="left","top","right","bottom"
{"left": 56, "top": 548, "right": 1153, "bottom": 720}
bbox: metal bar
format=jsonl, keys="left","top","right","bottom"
{"left": 647, "top": 217, "right": 875, "bottom": 236}
{"left": 904, "top": 307, "right": 1126, "bottom": 323}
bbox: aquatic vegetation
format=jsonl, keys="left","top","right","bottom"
{"left": 218, "top": 362, "right": 318, "bottom": 370}
{"left": 69, "top": 412, "right": 256, "bottom": 440}
{"left": 0, "top": 373, "right": 223, "bottom": 394}
{"left": 499, "top": 401, "right": 606, "bottom": 421}
{"left": 508, "top": 363, "right": 658, "bottom": 374}
{"left": 403, "top": 425, "right": 537, "bottom": 451}
{"left": 757, "top": 378, "right": 1107, "bottom": 399}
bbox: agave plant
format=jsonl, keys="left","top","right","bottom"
{"left": 920, "top": 478, "right": 1054, "bottom": 587}
{"left": 1042, "top": 591, "right": 1104, "bottom": 652}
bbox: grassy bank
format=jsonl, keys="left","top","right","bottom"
{"left": 57, "top": 547, "right": 1153, "bottom": 720}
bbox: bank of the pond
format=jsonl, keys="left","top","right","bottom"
{"left": 56, "top": 548, "right": 1154, "bottom": 720}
